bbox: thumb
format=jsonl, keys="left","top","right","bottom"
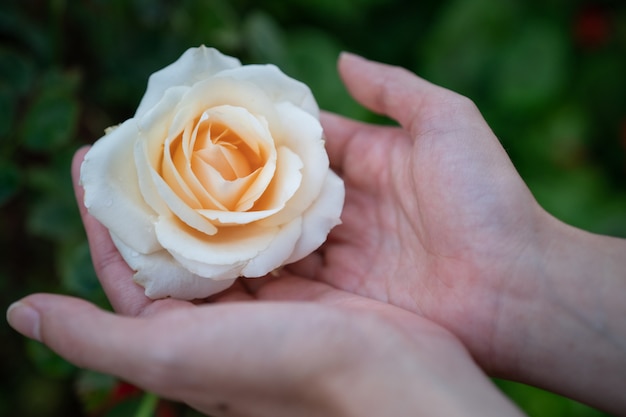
{"left": 6, "top": 294, "right": 165, "bottom": 392}
{"left": 337, "top": 52, "right": 440, "bottom": 133}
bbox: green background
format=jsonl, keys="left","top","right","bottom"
{"left": 1, "top": 0, "right": 625, "bottom": 416}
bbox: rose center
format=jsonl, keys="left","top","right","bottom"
{"left": 160, "top": 106, "right": 276, "bottom": 213}
{"left": 192, "top": 119, "right": 263, "bottom": 181}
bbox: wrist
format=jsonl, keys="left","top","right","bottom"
{"left": 487, "top": 216, "right": 626, "bottom": 413}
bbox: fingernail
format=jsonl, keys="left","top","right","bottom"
{"left": 339, "top": 51, "right": 357, "bottom": 60}
{"left": 6, "top": 301, "right": 41, "bottom": 342}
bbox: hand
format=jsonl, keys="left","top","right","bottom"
{"left": 4, "top": 148, "right": 525, "bottom": 417}
{"left": 293, "top": 53, "right": 546, "bottom": 370}
{"left": 298, "top": 53, "right": 626, "bottom": 415}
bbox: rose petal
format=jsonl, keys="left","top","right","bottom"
{"left": 135, "top": 141, "right": 217, "bottom": 235}
{"left": 241, "top": 216, "right": 302, "bottom": 277}
{"left": 196, "top": 145, "right": 302, "bottom": 224}
{"left": 162, "top": 132, "right": 203, "bottom": 208}
{"left": 190, "top": 105, "right": 277, "bottom": 210}
{"left": 258, "top": 102, "right": 328, "bottom": 227}
{"left": 214, "top": 65, "right": 319, "bottom": 118}
{"left": 175, "top": 76, "right": 283, "bottom": 140}
{"left": 154, "top": 215, "right": 279, "bottom": 275}
{"left": 172, "top": 115, "right": 228, "bottom": 211}
{"left": 192, "top": 160, "right": 262, "bottom": 211}
{"left": 286, "top": 170, "right": 344, "bottom": 263}
{"left": 113, "top": 234, "right": 235, "bottom": 299}
{"left": 135, "top": 46, "right": 241, "bottom": 119}
{"left": 134, "top": 86, "right": 203, "bottom": 214}
{"left": 81, "top": 119, "right": 160, "bottom": 254}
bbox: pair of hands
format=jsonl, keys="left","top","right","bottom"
{"left": 8, "top": 53, "right": 623, "bottom": 416}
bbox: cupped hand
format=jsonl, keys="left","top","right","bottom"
{"left": 293, "top": 53, "right": 552, "bottom": 372}
{"left": 3, "top": 147, "right": 524, "bottom": 417}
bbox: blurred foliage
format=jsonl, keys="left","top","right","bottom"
{"left": 1, "top": 0, "right": 625, "bottom": 416}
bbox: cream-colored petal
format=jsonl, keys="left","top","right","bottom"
{"left": 214, "top": 65, "right": 319, "bottom": 118}
{"left": 134, "top": 86, "right": 194, "bottom": 213}
{"left": 192, "top": 159, "right": 261, "bottom": 211}
{"left": 162, "top": 133, "right": 203, "bottom": 208}
{"left": 139, "top": 266, "right": 236, "bottom": 300}
{"left": 135, "top": 46, "right": 241, "bottom": 119}
{"left": 285, "top": 170, "right": 344, "bottom": 263}
{"left": 149, "top": 165, "right": 218, "bottom": 235}
{"left": 258, "top": 102, "right": 327, "bottom": 227}
{"left": 137, "top": 85, "right": 189, "bottom": 135}
{"left": 154, "top": 215, "right": 277, "bottom": 270}
{"left": 201, "top": 106, "right": 274, "bottom": 163}
{"left": 81, "top": 119, "right": 160, "bottom": 254}
{"left": 135, "top": 133, "right": 169, "bottom": 215}
{"left": 175, "top": 117, "right": 228, "bottom": 211}
{"left": 189, "top": 105, "right": 278, "bottom": 210}
{"left": 249, "top": 146, "right": 303, "bottom": 211}
{"left": 176, "top": 76, "right": 283, "bottom": 140}
{"left": 241, "top": 216, "right": 302, "bottom": 277}
{"left": 137, "top": 130, "right": 220, "bottom": 235}
{"left": 113, "top": 234, "right": 235, "bottom": 300}
{"left": 168, "top": 252, "right": 246, "bottom": 281}
{"left": 195, "top": 145, "right": 302, "bottom": 224}
{"left": 196, "top": 206, "right": 280, "bottom": 225}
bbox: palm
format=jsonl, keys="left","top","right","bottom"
{"left": 315, "top": 110, "right": 534, "bottom": 306}
{"left": 293, "top": 57, "right": 544, "bottom": 357}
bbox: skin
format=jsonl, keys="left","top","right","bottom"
{"left": 7, "top": 53, "right": 626, "bottom": 416}
{"left": 309, "top": 54, "right": 626, "bottom": 414}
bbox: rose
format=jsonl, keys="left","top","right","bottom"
{"left": 80, "top": 46, "right": 344, "bottom": 300}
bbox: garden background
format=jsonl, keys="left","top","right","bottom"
{"left": 1, "top": 0, "right": 625, "bottom": 416}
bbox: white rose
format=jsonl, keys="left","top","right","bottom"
{"left": 80, "top": 46, "right": 344, "bottom": 300}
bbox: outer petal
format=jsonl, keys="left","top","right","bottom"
{"left": 135, "top": 46, "right": 241, "bottom": 119}
{"left": 241, "top": 216, "right": 302, "bottom": 277}
{"left": 154, "top": 215, "right": 278, "bottom": 276}
{"left": 172, "top": 76, "right": 282, "bottom": 138}
{"left": 135, "top": 86, "right": 191, "bottom": 215}
{"left": 81, "top": 119, "right": 160, "bottom": 254}
{"left": 113, "top": 234, "right": 235, "bottom": 299}
{"left": 285, "top": 170, "right": 344, "bottom": 263}
{"left": 258, "top": 102, "right": 328, "bottom": 227}
{"left": 214, "top": 65, "right": 319, "bottom": 118}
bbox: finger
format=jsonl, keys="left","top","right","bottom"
{"left": 337, "top": 52, "right": 460, "bottom": 135}
{"left": 6, "top": 294, "right": 167, "bottom": 391}
{"left": 6, "top": 292, "right": 342, "bottom": 413}
{"left": 321, "top": 111, "right": 399, "bottom": 174}
{"left": 72, "top": 148, "right": 152, "bottom": 315}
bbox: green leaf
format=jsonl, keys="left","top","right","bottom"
{"left": 421, "top": 0, "right": 520, "bottom": 95}
{"left": 491, "top": 21, "right": 570, "bottom": 111}
{"left": 285, "top": 30, "right": 368, "bottom": 119}
{"left": 21, "top": 90, "right": 79, "bottom": 151}
{"left": 243, "top": 11, "right": 288, "bottom": 66}
{"left": 26, "top": 197, "right": 78, "bottom": 241}
{"left": 75, "top": 370, "right": 117, "bottom": 414}
{"left": 170, "top": 0, "right": 240, "bottom": 50}
{"left": 134, "top": 392, "right": 159, "bottom": 417}
{"left": 59, "top": 241, "right": 105, "bottom": 303}
{"left": 0, "top": 47, "right": 36, "bottom": 95}
{"left": 496, "top": 379, "right": 611, "bottom": 417}
{"left": 104, "top": 397, "right": 144, "bottom": 417}
{"left": 26, "top": 340, "right": 75, "bottom": 379}
{"left": 24, "top": 148, "right": 84, "bottom": 241}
